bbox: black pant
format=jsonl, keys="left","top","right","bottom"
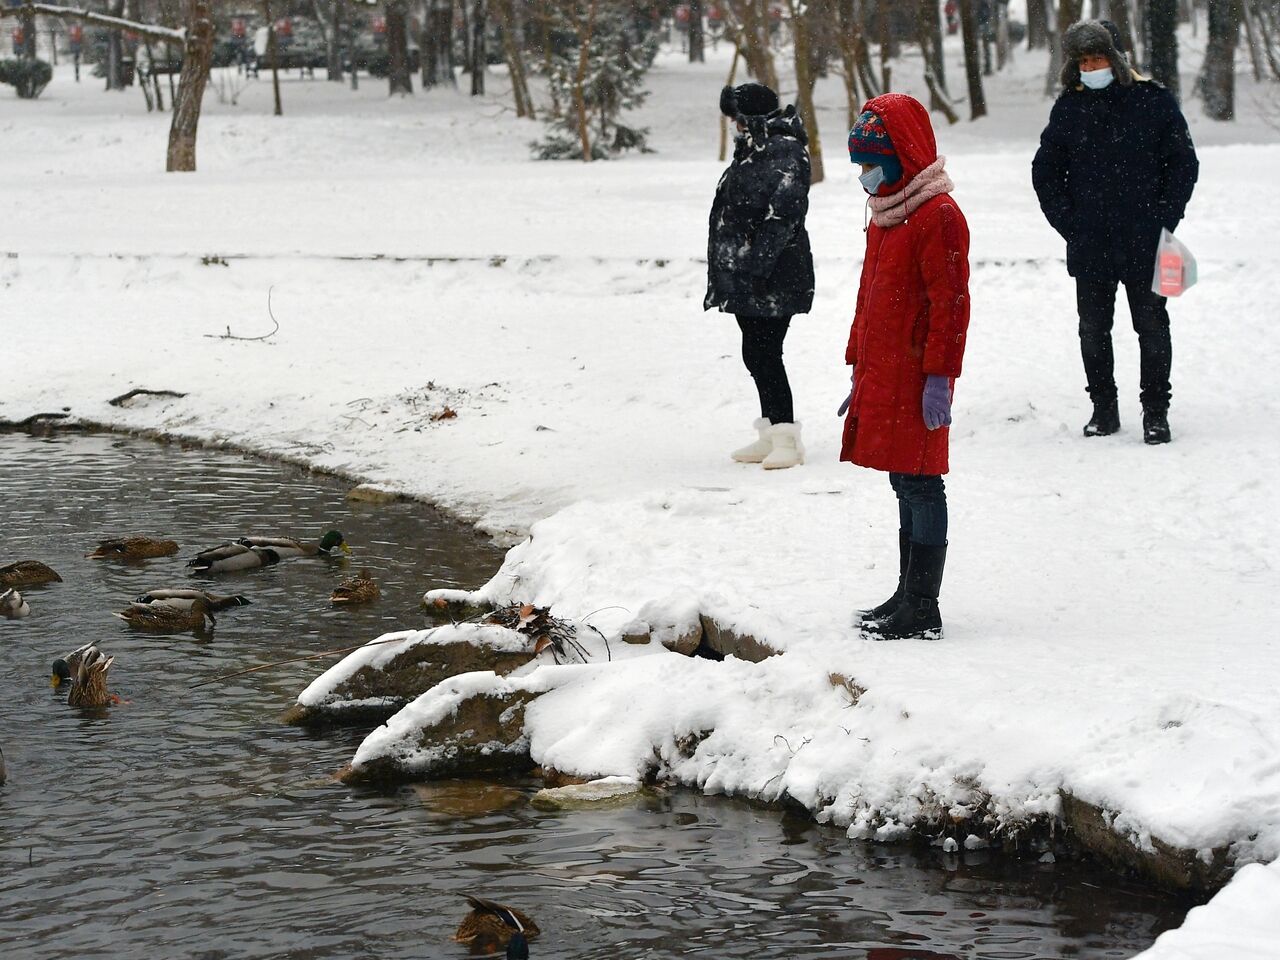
{"left": 737, "top": 315, "right": 793, "bottom": 424}
{"left": 1076, "top": 278, "right": 1172, "bottom": 413}
{"left": 890, "top": 473, "right": 947, "bottom": 547}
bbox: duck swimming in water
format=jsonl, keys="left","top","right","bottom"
{"left": 454, "top": 895, "right": 538, "bottom": 958}
{"left": 330, "top": 570, "right": 379, "bottom": 605}
{"left": 0, "top": 560, "right": 61, "bottom": 588}
{"left": 186, "top": 544, "right": 283, "bottom": 574}
{"left": 130, "top": 588, "right": 252, "bottom": 613}
{"left": 1, "top": 587, "right": 30, "bottom": 619}
{"left": 114, "top": 596, "right": 216, "bottom": 633}
{"left": 52, "top": 642, "right": 115, "bottom": 708}
{"left": 86, "top": 537, "right": 180, "bottom": 561}
{"left": 235, "top": 531, "right": 350, "bottom": 559}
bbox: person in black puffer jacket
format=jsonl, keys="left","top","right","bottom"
{"left": 706, "top": 82, "right": 815, "bottom": 470}
{"left": 1032, "top": 19, "right": 1198, "bottom": 445}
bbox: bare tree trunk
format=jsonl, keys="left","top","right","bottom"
{"left": 1241, "top": 0, "right": 1265, "bottom": 81}
{"left": 787, "top": 0, "right": 824, "bottom": 183}
{"left": 879, "top": 0, "right": 892, "bottom": 89}
{"left": 689, "top": 0, "right": 705, "bottom": 61}
{"left": 19, "top": 9, "right": 36, "bottom": 57}
{"left": 423, "top": 0, "right": 456, "bottom": 87}
{"left": 387, "top": 0, "right": 414, "bottom": 93}
{"left": 1202, "top": 0, "right": 1240, "bottom": 119}
{"left": 319, "top": 0, "right": 343, "bottom": 80}
{"left": 573, "top": 0, "right": 598, "bottom": 161}
{"left": 494, "top": 0, "right": 533, "bottom": 115}
{"left": 719, "top": 47, "right": 740, "bottom": 160}
{"left": 166, "top": 0, "right": 215, "bottom": 171}
{"left": 107, "top": 0, "right": 126, "bottom": 89}
{"left": 1047, "top": 0, "right": 1085, "bottom": 95}
{"left": 1108, "top": 0, "right": 1136, "bottom": 55}
{"left": 995, "top": 0, "right": 1011, "bottom": 69}
{"left": 1027, "top": 0, "right": 1049, "bottom": 48}
{"left": 833, "top": 0, "right": 864, "bottom": 127}
{"left": 1148, "top": 0, "right": 1179, "bottom": 95}
{"left": 959, "top": 0, "right": 987, "bottom": 117}
{"left": 261, "top": 0, "right": 284, "bottom": 114}
{"left": 470, "top": 0, "right": 487, "bottom": 94}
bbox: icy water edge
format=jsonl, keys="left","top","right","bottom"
{"left": 0, "top": 432, "right": 1193, "bottom": 959}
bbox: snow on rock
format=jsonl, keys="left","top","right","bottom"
{"left": 531, "top": 776, "right": 646, "bottom": 809}
{"left": 1133, "top": 859, "right": 1280, "bottom": 960}
{"left": 288, "top": 624, "right": 532, "bottom": 725}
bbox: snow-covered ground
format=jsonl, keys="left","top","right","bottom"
{"left": 3, "top": 30, "right": 1279, "bottom": 955}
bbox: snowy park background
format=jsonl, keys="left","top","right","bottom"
{"left": 3, "top": 7, "right": 1280, "bottom": 957}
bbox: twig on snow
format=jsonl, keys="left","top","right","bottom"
{"left": 203, "top": 286, "right": 281, "bottom": 342}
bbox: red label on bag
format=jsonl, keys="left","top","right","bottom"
{"left": 1158, "top": 250, "right": 1184, "bottom": 297}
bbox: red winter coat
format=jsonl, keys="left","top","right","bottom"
{"left": 841, "top": 95, "right": 970, "bottom": 476}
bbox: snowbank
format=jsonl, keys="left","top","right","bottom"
{"left": 1132, "top": 859, "right": 1280, "bottom": 959}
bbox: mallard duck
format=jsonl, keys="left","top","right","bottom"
{"left": 67, "top": 646, "right": 115, "bottom": 708}
{"left": 0, "top": 560, "right": 61, "bottom": 588}
{"left": 131, "top": 588, "right": 252, "bottom": 613}
{"left": 236, "top": 531, "right": 351, "bottom": 559}
{"left": 1, "top": 587, "right": 30, "bottom": 619}
{"left": 51, "top": 641, "right": 97, "bottom": 689}
{"left": 86, "top": 537, "right": 179, "bottom": 560}
{"left": 114, "top": 596, "right": 216, "bottom": 632}
{"left": 454, "top": 896, "right": 538, "bottom": 958}
{"left": 330, "top": 570, "right": 379, "bottom": 605}
{"left": 186, "top": 544, "right": 282, "bottom": 573}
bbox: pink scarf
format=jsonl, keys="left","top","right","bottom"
{"left": 868, "top": 156, "right": 955, "bottom": 228}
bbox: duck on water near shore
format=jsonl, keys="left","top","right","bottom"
{"left": 51, "top": 642, "right": 116, "bottom": 708}
{"left": 0, "top": 560, "right": 62, "bottom": 588}
{"left": 86, "top": 537, "right": 180, "bottom": 561}
{"left": 188, "top": 531, "right": 348, "bottom": 573}
{"left": 455, "top": 895, "right": 538, "bottom": 958}
{"left": 1, "top": 587, "right": 30, "bottom": 619}
{"left": 330, "top": 570, "right": 379, "bottom": 605}
{"left": 130, "top": 589, "right": 252, "bottom": 613}
{"left": 114, "top": 596, "right": 217, "bottom": 632}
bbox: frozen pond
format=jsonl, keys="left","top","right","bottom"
{"left": 0, "top": 432, "right": 1191, "bottom": 958}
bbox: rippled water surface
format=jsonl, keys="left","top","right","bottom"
{"left": 0, "top": 433, "right": 1190, "bottom": 959}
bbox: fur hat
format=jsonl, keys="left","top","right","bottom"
{"left": 1061, "top": 20, "right": 1134, "bottom": 89}
{"left": 720, "top": 82, "right": 780, "bottom": 119}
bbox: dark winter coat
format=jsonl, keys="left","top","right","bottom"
{"left": 1032, "top": 76, "right": 1198, "bottom": 281}
{"left": 705, "top": 107, "right": 815, "bottom": 318}
{"left": 841, "top": 94, "right": 970, "bottom": 477}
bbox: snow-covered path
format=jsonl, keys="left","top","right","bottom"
{"left": 4, "top": 46, "right": 1279, "bottom": 956}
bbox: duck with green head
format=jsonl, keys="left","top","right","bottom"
{"left": 187, "top": 544, "right": 283, "bottom": 574}
{"left": 236, "top": 531, "right": 350, "bottom": 559}
{"left": 1, "top": 587, "right": 30, "bottom": 619}
{"left": 131, "top": 589, "right": 252, "bottom": 613}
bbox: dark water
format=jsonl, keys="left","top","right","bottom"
{"left": 0, "top": 433, "right": 1190, "bottom": 959}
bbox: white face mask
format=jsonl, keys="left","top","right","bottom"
{"left": 858, "top": 165, "right": 886, "bottom": 195}
{"left": 1080, "top": 66, "right": 1115, "bottom": 90}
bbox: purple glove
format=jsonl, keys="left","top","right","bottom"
{"left": 838, "top": 369, "right": 856, "bottom": 416}
{"left": 922, "top": 375, "right": 952, "bottom": 430}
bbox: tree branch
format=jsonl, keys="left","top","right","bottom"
{"left": 0, "top": 3, "right": 185, "bottom": 44}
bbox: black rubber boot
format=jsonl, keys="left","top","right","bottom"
{"left": 1083, "top": 400, "right": 1120, "bottom": 437}
{"left": 1143, "top": 409, "right": 1171, "bottom": 445}
{"left": 856, "top": 531, "right": 909, "bottom": 624}
{"left": 862, "top": 542, "right": 946, "bottom": 641}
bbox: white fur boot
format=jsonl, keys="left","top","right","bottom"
{"left": 731, "top": 418, "right": 773, "bottom": 463}
{"left": 762, "top": 422, "right": 804, "bottom": 469}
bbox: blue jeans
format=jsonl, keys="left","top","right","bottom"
{"left": 889, "top": 473, "right": 947, "bottom": 546}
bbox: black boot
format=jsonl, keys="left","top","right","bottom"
{"left": 856, "top": 531, "right": 909, "bottom": 624}
{"left": 862, "top": 542, "right": 946, "bottom": 641}
{"left": 1143, "top": 408, "right": 1171, "bottom": 445}
{"left": 1083, "top": 400, "right": 1120, "bottom": 437}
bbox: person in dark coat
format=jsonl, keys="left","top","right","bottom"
{"left": 1032, "top": 19, "right": 1198, "bottom": 444}
{"left": 843, "top": 93, "right": 970, "bottom": 641}
{"left": 706, "top": 82, "right": 815, "bottom": 470}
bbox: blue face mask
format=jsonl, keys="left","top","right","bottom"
{"left": 1080, "top": 66, "right": 1115, "bottom": 90}
{"left": 858, "top": 164, "right": 886, "bottom": 195}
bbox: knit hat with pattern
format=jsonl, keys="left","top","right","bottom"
{"left": 847, "top": 109, "right": 903, "bottom": 186}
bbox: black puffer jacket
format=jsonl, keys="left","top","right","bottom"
{"left": 1032, "top": 77, "right": 1199, "bottom": 281}
{"left": 705, "top": 106, "right": 815, "bottom": 318}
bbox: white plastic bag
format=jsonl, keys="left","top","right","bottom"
{"left": 1151, "top": 228, "right": 1197, "bottom": 298}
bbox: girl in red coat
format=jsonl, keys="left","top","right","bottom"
{"left": 842, "top": 94, "right": 970, "bottom": 640}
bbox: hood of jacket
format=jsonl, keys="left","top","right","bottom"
{"left": 737, "top": 104, "right": 809, "bottom": 156}
{"left": 858, "top": 94, "right": 937, "bottom": 195}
